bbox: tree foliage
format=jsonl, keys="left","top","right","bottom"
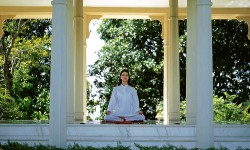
{"left": 0, "top": 19, "right": 28, "bottom": 95}
{"left": 0, "top": 19, "right": 51, "bottom": 120}
{"left": 179, "top": 20, "right": 250, "bottom": 104}
{"left": 212, "top": 20, "right": 250, "bottom": 104}
{"left": 179, "top": 20, "right": 250, "bottom": 123}
{"left": 12, "top": 36, "right": 51, "bottom": 119}
{"left": 180, "top": 93, "right": 250, "bottom": 124}
{"left": 213, "top": 93, "right": 244, "bottom": 123}
{"left": 0, "top": 90, "right": 19, "bottom": 119}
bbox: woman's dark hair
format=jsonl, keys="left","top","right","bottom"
{"left": 118, "top": 69, "right": 132, "bottom": 86}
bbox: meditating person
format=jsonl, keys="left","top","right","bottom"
{"left": 104, "top": 69, "right": 145, "bottom": 122}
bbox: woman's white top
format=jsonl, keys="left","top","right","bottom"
{"left": 107, "top": 84, "right": 140, "bottom": 116}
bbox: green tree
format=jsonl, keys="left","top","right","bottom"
{"left": 213, "top": 93, "right": 244, "bottom": 124}
{"left": 180, "top": 93, "right": 250, "bottom": 124}
{"left": 0, "top": 89, "right": 19, "bottom": 119}
{"left": 241, "top": 100, "right": 250, "bottom": 123}
{"left": 179, "top": 20, "right": 250, "bottom": 123}
{"left": 0, "top": 19, "right": 51, "bottom": 120}
{"left": 12, "top": 36, "right": 51, "bottom": 119}
{"left": 212, "top": 20, "right": 250, "bottom": 104}
{"left": 0, "top": 19, "right": 28, "bottom": 95}
{"left": 0, "top": 19, "right": 51, "bottom": 95}
{"left": 89, "top": 19, "right": 164, "bottom": 120}
{"left": 179, "top": 20, "right": 250, "bottom": 124}
{"left": 179, "top": 20, "right": 250, "bottom": 104}
{"left": 179, "top": 20, "right": 187, "bottom": 101}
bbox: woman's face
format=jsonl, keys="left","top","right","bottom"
{"left": 120, "top": 71, "right": 129, "bottom": 83}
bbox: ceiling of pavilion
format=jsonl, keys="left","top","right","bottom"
{"left": 0, "top": 0, "right": 250, "bottom": 8}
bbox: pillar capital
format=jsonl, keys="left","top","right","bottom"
{"left": 197, "top": 0, "right": 213, "bottom": 6}
{"left": 150, "top": 15, "right": 167, "bottom": 44}
{"left": 0, "top": 16, "right": 5, "bottom": 37}
{"left": 150, "top": 15, "right": 164, "bottom": 23}
{"left": 236, "top": 16, "right": 250, "bottom": 40}
{"left": 0, "top": 15, "right": 15, "bottom": 37}
{"left": 85, "top": 15, "right": 102, "bottom": 39}
{"left": 51, "top": 0, "right": 67, "bottom": 5}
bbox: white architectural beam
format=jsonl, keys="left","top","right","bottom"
{"left": 50, "top": 0, "right": 68, "bottom": 148}
{"left": 82, "top": 13, "right": 87, "bottom": 122}
{"left": 186, "top": 0, "right": 214, "bottom": 148}
{"left": 167, "top": 0, "right": 180, "bottom": 124}
{"left": 163, "top": 15, "right": 169, "bottom": 124}
{"left": 74, "top": 0, "right": 85, "bottom": 122}
{"left": 186, "top": 0, "right": 214, "bottom": 149}
{"left": 186, "top": 0, "right": 197, "bottom": 125}
{"left": 66, "top": 0, "right": 75, "bottom": 124}
{"left": 195, "top": 0, "right": 213, "bottom": 148}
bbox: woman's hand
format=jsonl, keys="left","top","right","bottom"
{"left": 105, "top": 111, "right": 111, "bottom": 115}
{"left": 137, "top": 111, "right": 143, "bottom": 115}
{"left": 118, "top": 116, "right": 126, "bottom": 121}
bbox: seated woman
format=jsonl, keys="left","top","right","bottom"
{"left": 104, "top": 69, "right": 145, "bottom": 122}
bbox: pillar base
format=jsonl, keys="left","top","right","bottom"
{"left": 185, "top": 113, "right": 196, "bottom": 125}
{"left": 168, "top": 112, "right": 180, "bottom": 124}
{"left": 67, "top": 113, "right": 75, "bottom": 123}
{"left": 74, "top": 112, "right": 84, "bottom": 122}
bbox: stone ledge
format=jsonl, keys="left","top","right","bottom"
{"left": 0, "top": 124, "right": 250, "bottom": 149}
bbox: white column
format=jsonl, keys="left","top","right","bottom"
{"left": 163, "top": 16, "right": 169, "bottom": 124}
{"left": 167, "top": 0, "right": 180, "bottom": 124}
{"left": 82, "top": 15, "right": 87, "bottom": 122}
{"left": 66, "top": 0, "right": 75, "bottom": 123}
{"left": 195, "top": 0, "right": 214, "bottom": 148}
{"left": 50, "top": 0, "right": 68, "bottom": 148}
{"left": 74, "top": 0, "right": 85, "bottom": 122}
{"left": 186, "top": 0, "right": 197, "bottom": 125}
{"left": 187, "top": 0, "right": 214, "bottom": 148}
